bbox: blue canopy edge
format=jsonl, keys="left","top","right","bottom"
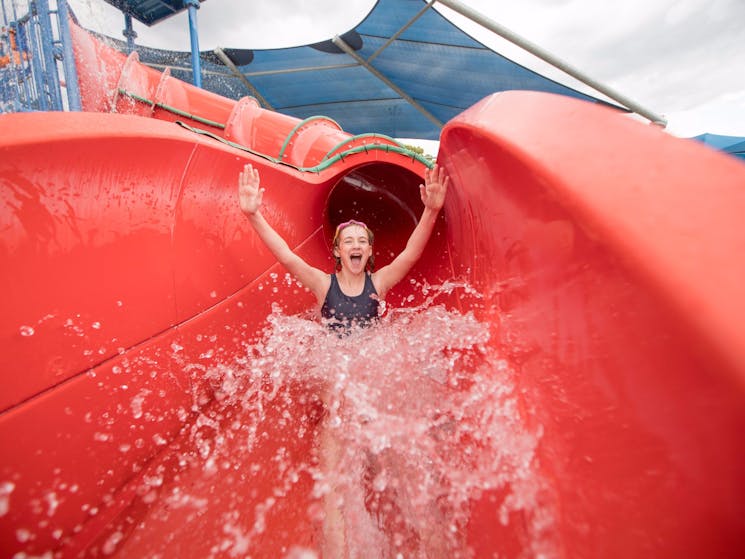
{"left": 693, "top": 133, "right": 745, "bottom": 161}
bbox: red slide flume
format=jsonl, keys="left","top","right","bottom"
{"left": 0, "top": 21, "right": 743, "bottom": 559}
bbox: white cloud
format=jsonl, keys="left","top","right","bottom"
{"left": 666, "top": 90, "right": 745, "bottom": 137}
{"left": 68, "top": 0, "right": 745, "bottom": 136}
{"left": 442, "top": 0, "right": 745, "bottom": 135}
{"left": 69, "top": 0, "right": 377, "bottom": 49}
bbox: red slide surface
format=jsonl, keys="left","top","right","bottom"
{"left": 1, "top": 22, "right": 743, "bottom": 559}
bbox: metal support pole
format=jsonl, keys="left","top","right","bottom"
{"left": 123, "top": 13, "right": 137, "bottom": 53}
{"left": 57, "top": 0, "right": 81, "bottom": 110}
{"left": 332, "top": 35, "right": 443, "bottom": 129}
{"left": 185, "top": 0, "right": 202, "bottom": 88}
{"left": 368, "top": 0, "right": 436, "bottom": 62}
{"left": 14, "top": 21, "right": 42, "bottom": 110}
{"left": 213, "top": 47, "right": 273, "bottom": 109}
{"left": 35, "top": 0, "right": 64, "bottom": 110}
{"left": 434, "top": 0, "right": 667, "bottom": 126}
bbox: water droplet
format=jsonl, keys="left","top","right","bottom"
{"left": 19, "top": 325, "right": 34, "bottom": 337}
{"left": 0, "top": 481, "right": 15, "bottom": 517}
{"left": 75, "top": 281, "right": 553, "bottom": 557}
{"left": 16, "top": 528, "right": 31, "bottom": 542}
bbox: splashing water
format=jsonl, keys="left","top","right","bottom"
{"left": 9, "top": 284, "right": 555, "bottom": 558}
{"left": 183, "top": 285, "right": 557, "bottom": 559}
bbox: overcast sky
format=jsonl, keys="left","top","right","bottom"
{"left": 68, "top": 0, "right": 745, "bottom": 138}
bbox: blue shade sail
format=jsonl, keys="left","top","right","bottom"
{"left": 105, "top": 0, "right": 624, "bottom": 139}
{"left": 693, "top": 133, "right": 745, "bottom": 161}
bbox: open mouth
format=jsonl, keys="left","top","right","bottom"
{"left": 351, "top": 255, "right": 362, "bottom": 263}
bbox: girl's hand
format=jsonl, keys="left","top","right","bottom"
{"left": 420, "top": 164, "right": 449, "bottom": 211}
{"left": 238, "top": 163, "right": 264, "bottom": 216}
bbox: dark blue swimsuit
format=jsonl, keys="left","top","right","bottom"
{"left": 321, "top": 273, "right": 379, "bottom": 330}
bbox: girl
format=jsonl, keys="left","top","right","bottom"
{"left": 239, "top": 162, "right": 450, "bottom": 556}
{"left": 238, "top": 162, "right": 449, "bottom": 328}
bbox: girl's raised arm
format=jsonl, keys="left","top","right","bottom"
{"left": 372, "top": 164, "right": 449, "bottom": 298}
{"left": 239, "top": 164, "right": 329, "bottom": 303}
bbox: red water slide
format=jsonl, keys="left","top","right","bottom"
{"left": 0, "top": 22, "right": 743, "bottom": 558}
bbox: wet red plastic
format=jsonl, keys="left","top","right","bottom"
{"left": 0, "top": 21, "right": 743, "bottom": 559}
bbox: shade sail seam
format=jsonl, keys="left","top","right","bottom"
{"left": 237, "top": 64, "right": 361, "bottom": 78}
{"left": 278, "top": 97, "right": 409, "bottom": 110}
{"left": 279, "top": 99, "right": 465, "bottom": 113}
{"left": 361, "top": 33, "right": 491, "bottom": 51}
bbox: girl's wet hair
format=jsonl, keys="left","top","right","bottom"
{"left": 333, "top": 220, "right": 375, "bottom": 271}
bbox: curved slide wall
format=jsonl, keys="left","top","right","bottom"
{"left": 1, "top": 21, "right": 744, "bottom": 558}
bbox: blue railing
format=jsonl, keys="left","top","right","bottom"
{"left": 0, "top": 0, "right": 80, "bottom": 113}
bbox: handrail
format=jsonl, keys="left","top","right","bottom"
{"left": 276, "top": 115, "right": 342, "bottom": 161}
{"left": 117, "top": 88, "right": 226, "bottom": 129}
{"left": 321, "top": 133, "right": 405, "bottom": 162}
{"left": 114, "top": 89, "right": 433, "bottom": 169}
{"left": 175, "top": 121, "right": 434, "bottom": 171}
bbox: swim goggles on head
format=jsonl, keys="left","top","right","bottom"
{"left": 333, "top": 219, "right": 370, "bottom": 244}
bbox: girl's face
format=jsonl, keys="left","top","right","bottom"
{"left": 334, "top": 224, "right": 373, "bottom": 273}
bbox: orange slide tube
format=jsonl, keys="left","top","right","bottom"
{"left": 0, "top": 21, "right": 743, "bottom": 559}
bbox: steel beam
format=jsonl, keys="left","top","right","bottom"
{"left": 435, "top": 0, "right": 667, "bottom": 126}
{"left": 332, "top": 35, "right": 443, "bottom": 129}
